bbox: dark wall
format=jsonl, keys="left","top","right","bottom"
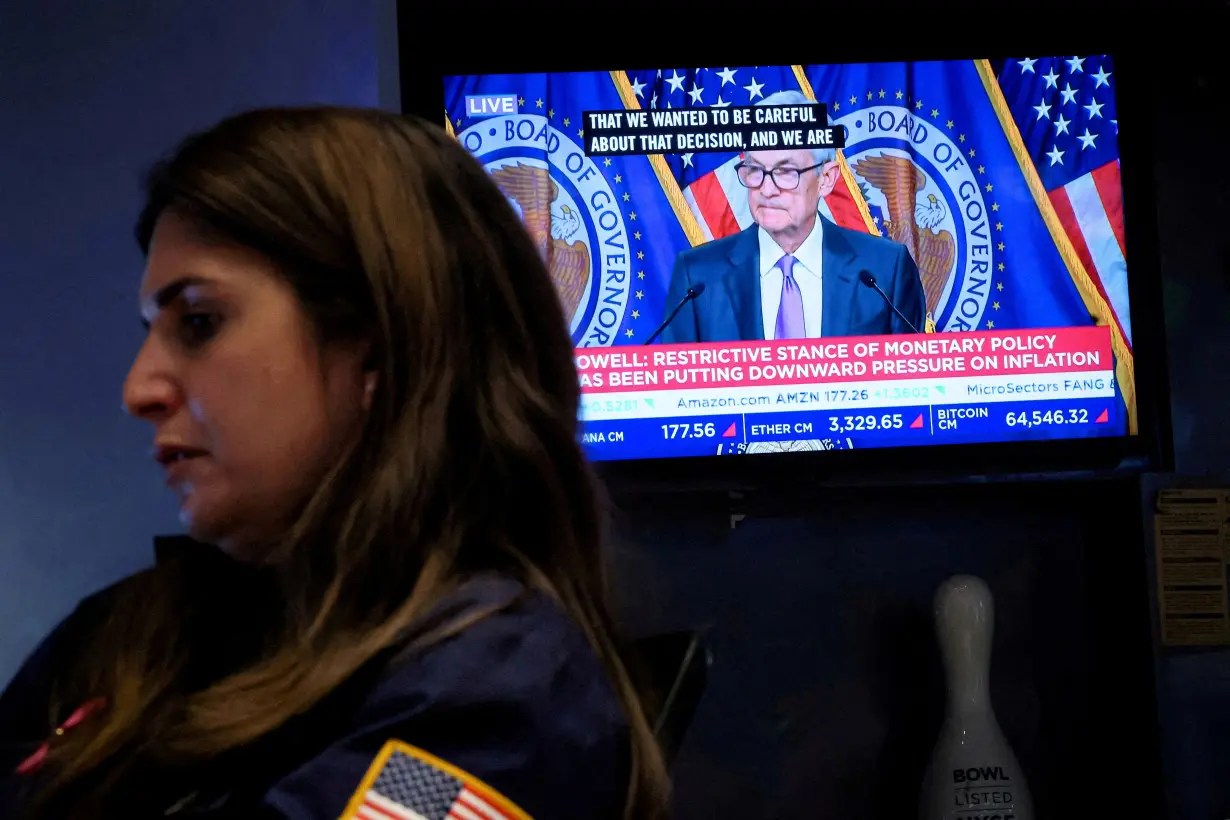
{"left": 3, "top": 3, "right": 1228, "bottom": 819}
{"left": 1149, "top": 43, "right": 1230, "bottom": 469}
{"left": 607, "top": 479, "right": 1157, "bottom": 819}
{"left": 1137, "top": 33, "right": 1230, "bottom": 820}
{"left": 0, "top": 0, "right": 390, "bottom": 684}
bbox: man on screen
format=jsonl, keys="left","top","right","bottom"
{"left": 661, "top": 90, "right": 926, "bottom": 343}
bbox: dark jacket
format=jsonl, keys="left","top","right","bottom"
{"left": 0, "top": 543, "right": 630, "bottom": 819}
{"left": 661, "top": 216, "right": 926, "bottom": 343}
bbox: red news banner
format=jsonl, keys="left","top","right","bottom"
{"left": 576, "top": 326, "right": 1112, "bottom": 393}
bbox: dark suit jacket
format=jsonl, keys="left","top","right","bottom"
{"left": 660, "top": 216, "right": 926, "bottom": 342}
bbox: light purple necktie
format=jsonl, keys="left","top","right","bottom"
{"left": 774, "top": 253, "right": 805, "bottom": 339}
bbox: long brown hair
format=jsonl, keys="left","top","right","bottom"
{"left": 26, "top": 107, "right": 669, "bottom": 818}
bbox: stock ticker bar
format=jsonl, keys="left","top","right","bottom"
{"left": 574, "top": 326, "right": 1124, "bottom": 460}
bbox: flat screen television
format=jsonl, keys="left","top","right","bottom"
{"left": 399, "top": 32, "right": 1172, "bottom": 492}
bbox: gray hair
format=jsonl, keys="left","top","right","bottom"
{"left": 755, "top": 89, "right": 836, "bottom": 166}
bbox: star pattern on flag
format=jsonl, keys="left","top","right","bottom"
{"left": 1004, "top": 55, "right": 1117, "bottom": 181}
{"left": 997, "top": 54, "right": 1130, "bottom": 346}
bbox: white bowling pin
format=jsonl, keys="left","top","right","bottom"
{"left": 920, "top": 574, "right": 1033, "bottom": 820}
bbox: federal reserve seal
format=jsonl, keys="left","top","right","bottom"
{"left": 743, "top": 437, "right": 854, "bottom": 454}
{"left": 457, "top": 114, "right": 633, "bottom": 346}
{"left": 833, "top": 105, "right": 994, "bottom": 332}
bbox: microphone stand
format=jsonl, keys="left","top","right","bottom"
{"left": 644, "top": 285, "right": 705, "bottom": 345}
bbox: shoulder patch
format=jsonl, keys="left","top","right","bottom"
{"left": 339, "top": 739, "right": 534, "bottom": 820}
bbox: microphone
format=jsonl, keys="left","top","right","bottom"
{"left": 858, "top": 270, "right": 919, "bottom": 334}
{"left": 644, "top": 282, "right": 706, "bottom": 344}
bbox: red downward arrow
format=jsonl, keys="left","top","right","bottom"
{"left": 722, "top": 422, "right": 737, "bottom": 438}
{"left": 1094, "top": 408, "right": 1109, "bottom": 423}
{"left": 910, "top": 414, "right": 924, "bottom": 429}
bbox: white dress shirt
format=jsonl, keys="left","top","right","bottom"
{"left": 759, "top": 218, "right": 824, "bottom": 339}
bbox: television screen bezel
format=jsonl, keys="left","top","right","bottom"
{"left": 397, "top": 21, "right": 1173, "bottom": 494}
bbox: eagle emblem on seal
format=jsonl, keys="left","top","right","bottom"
{"left": 851, "top": 153, "right": 957, "bottom": 317}
{"left": 490, "top": 162, "right": 591, "bottom": 321}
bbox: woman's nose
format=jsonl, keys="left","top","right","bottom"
{"left": 122, "top": 338, "right": 181, "bottom": 421}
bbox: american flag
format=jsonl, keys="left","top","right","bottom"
{"left": 619, "top": 66, "right": 877, "bottom": 243}
{"left": 347, "top": 747, "right": 522, "bottom": 820}
{"left": 996, "top": 55, "right": 1129, "bottom": 347}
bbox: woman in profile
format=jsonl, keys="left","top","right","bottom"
{"left": 0, "top": 107, "right": 669, "bottom": 819}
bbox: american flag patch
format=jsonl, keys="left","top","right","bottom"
{"left": 340, "top": 740, "right": 533, "bottom": 820}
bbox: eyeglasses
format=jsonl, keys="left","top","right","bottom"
{"left": 735, "top": 161, "right": 825, "bottom": 191}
